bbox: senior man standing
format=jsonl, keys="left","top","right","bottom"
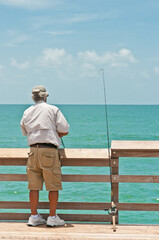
{"left": 20, "top": 86, "right": 69, "bottom": 227}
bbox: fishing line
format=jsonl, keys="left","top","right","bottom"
{"left": 99, "top": 68, "right": 113, "bottom": 195}
{"left": 99, "top": 68, "right": 117, "bottom": 231}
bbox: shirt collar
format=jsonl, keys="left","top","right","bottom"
{"left": 35, "top": 100, "right": 45, "bottom": 104}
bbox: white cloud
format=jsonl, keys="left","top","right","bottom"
{"left": 78, "top": 48, "right": 137, "bottom": 67}
{"left": 41, "top": 48, "right": 66, "bottom": 64}
{"left": 118, "top": 49, "right": 137, "bottom": 63}
{"left": 30, "top": 11, "right": 118, "bottom": 30}
{"left": 78, "top": 50, "right": 101, "bottom": 63}
{"left": 69, "top": 13, "right": 100, "bottom": 24}
{"left": 39, "top": 48, "right": 73, "bottom": 67}
{"left": 0, "top": 0, "right": 61, "bottom": 10}
{"left": 39, "top": 48, "right": 137, "bottom": 68}
{"left": 37, "top": 48, "right": 137, "bottom": 79}
{"left": 45, "top": 30, "right": 73, "bottom": 36}
{"left": 110, "top": 63, "right": 129, "bottom": 68}
{"left": 68, "top": 11, "right": 119, "bottom": 24}
{"left": 154, "top": 67, "right": 159, "bottom": 75}
{"left": 11, "top": 58, "right": 29, "bottom": 70}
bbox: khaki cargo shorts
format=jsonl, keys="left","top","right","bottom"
{"left": 27, "top": 147, "right": 62, "bottom": 191}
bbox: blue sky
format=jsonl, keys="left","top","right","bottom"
{"left": 0, "top": 0, "right": 159, "bottom": 104}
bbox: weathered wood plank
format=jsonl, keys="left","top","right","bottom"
{"left": 0, "top": 201, "right": 30, "bottom": 209}
{"left": 111, "top": 141, "right": 159, "bottom": 157}
{"left": 62, "top": 175, "right": 110, "bottom": 182}
{"left": 0, "top": 213, "right": 111, "bottom": 222}
{"left": 57, "top": 202, "right": 109, "bottom": 210}
{"left": 60, "top": 214, "right": 111, "bottom": 222}
{"left": 111, "top": 140, "right": 159, "bottom": 150}
{"left": 61, "top": 158, "right": 110, "bottom": 167}
{"left": 0, "top": 148, "right": 110, "bottom": 166}
{"left": 0, "top": 149, "right": 29, "bottom": 158}
{"left": 0, "top": 148, "right": 109, "bottom": 160}
{"left": 117, "top": 203, "right": 159, "bottom": 211}
{"left": 0, "top": 201, "right": 110, "bottom": 210}
{"left": 0, "top": 174, "right": 111, "bottom": 182}
{"left": 112, "top": 175, "right": 159, "bottom": 183}
{"left": 0, "top": 158, "right": 109, "bottom": 167}
{"left": 1, "top": 201, "right": 159, "bottom": 211}
{"left": 1, "top": 223, "right": 159, "bottom": 240}
{"left": 0, "top": 174, "right": 28, "bottom": 181}
{"left": 60, "top": 149, "right": 109, "bottom": 160}
{"left": 112, "top": 150, "right": 159, "bottom": 158}
{"left": 1, "top": 174, "right": 159, "bottom": 183}
{"left": 0, "top": 159, "right": 26, "bottom": 166}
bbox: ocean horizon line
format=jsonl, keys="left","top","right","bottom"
{"left": 0, "top": 103, "right": 159, "bottom": 106}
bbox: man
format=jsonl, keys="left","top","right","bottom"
{"left": 20, "top": 85, "right": 69, "bottom": 227}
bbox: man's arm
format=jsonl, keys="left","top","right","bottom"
{"left": 56, "top": 109, "right": 69, "bottom": 138}
{"left": 20, "top": 125, "right": 27, "bottom": 136}
{"left": 57, "top": 131, "right": 69, "bottom": 138}
{"left": 20, "top": 115, "right": 27, "bottom": 136}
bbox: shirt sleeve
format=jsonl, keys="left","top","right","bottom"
{"left": 56, "top": 109, "right": 69, "bottom": 133}
{"left": 20, "top": 115, "right": 27, "bottom": 136}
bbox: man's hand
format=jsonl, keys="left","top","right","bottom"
{"left": 57, "top": 131, "right": 68, "bottom": 138}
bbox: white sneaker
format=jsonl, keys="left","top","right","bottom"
{"left": 46, "top": 215, "right": 65, "bottom": 227}
{"left": 28, "top": 214, "right": 46, "bottom": 226}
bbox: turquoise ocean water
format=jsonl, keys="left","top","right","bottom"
{"left": 0, "top": 104, "right": 159, "bottom": 224}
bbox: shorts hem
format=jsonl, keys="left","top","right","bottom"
{"left": 28, "top": 188, "right": 43, "bottom": 191}
{"left": 46, "top": 188, "right": 62, "bottom": 191}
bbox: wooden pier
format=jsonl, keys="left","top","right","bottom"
{"left": 1, "top": 222, "right": 159, "bottom": 240}
{"left": 0, "top": 141, "right": 159, "bottom": 239}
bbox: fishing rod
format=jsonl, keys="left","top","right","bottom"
{"left": 61, "top": 137, "right": 65, "bottom": 149}
{"left": 99, "top": 68, "right": 117, "bottom": 232}
{"left": 59, "top": 138, "right": 65, "bottom": 168}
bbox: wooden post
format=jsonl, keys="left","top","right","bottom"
{"left": 111, "top": 157, "right": 119, "bottom": 224}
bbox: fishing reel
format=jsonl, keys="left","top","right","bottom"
{"left": 104, "top": 202, "right": 117, "bottom": 232}
{"left": 104, "top": 202, "right": 117, "bottom": 216}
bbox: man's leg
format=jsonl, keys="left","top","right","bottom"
{"left": 28, "top": 190, "right": 45, "bottom": 226}
{"left": 49, "top": 190, "right": 58, "bottom": 216}
{"left": 47, "top": 191, "right": 65, "bottom": 226}
{"left": 29, "top": 190, "right": 39, "bottom": 215}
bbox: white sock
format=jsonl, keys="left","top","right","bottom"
{"left": 31, "top": 214, "right": 39, "bottom": 219}
{"left": 50, "top": 216, "right": 56, "bottom": 219}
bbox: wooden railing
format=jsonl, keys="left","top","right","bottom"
{"left": 1, "top": 141, "right": 159, "bottom": 224}
{"left": 0, "top": 148, "right": 112, "bottom": 223}
{"left": 111, "top": 141, "right": 159, "bottom": 214}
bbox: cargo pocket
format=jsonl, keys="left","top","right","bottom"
{"left": 58, "top": 152, "right": 62, "bottom": 167}
{"left": 27, "top": 152, "right": 34, "bottom": 169}
{"left": 41, "top": 152, "right": 55, "bottom": 168}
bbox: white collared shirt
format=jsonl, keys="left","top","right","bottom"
{"left": 20, "top": 101, "right": 69, "bottom": 147}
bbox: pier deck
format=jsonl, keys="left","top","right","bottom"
{"left": 0, "top": 222, "right": 159, "bottom": 240}
{"left": 1, "top": 144, "right": 159, "bottom": 239}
